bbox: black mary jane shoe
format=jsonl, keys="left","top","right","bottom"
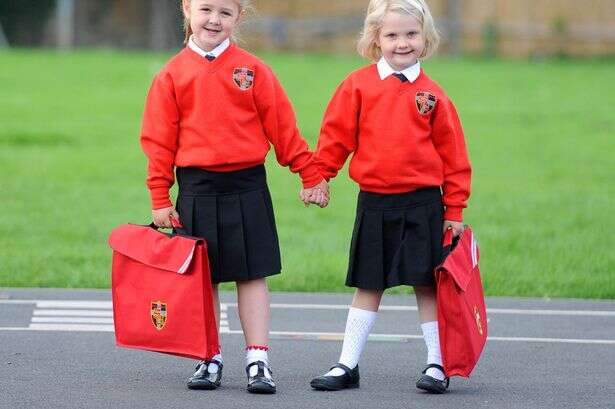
{"left": 246, "top": 361, "right": 276, "bottom": 394}
{"left": 186, "top": 359, "right": 223, "bottom": 390}
{"left": 415, "top": 363, "right": 450, "bottom": 394}
{"left": 310, "top": 363, "right": 360, "bottom": 391}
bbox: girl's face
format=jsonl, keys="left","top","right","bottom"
{"left": 376, "top": 11, "right": 425, "bottom": 71}
{"left": 183, "top": 0, "right": 241, "bottom": 51}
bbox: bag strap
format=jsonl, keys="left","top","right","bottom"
{"left": 442, "top": 227, "right": 454, "bottom": 247}
{"left": 148, "top": 215, "right": 184, "bottom": 230}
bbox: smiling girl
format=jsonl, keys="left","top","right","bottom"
{"left": 308, "top": 0, "right": 472, "bottom": 394}
{"left": 140, "top": 0, "right": 328, "bottom": 394}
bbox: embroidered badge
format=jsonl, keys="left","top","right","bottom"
{"left": 233, "top": 68, "right": 254, "bottom": 91}
{"left": 415, "top": 91, "right": 437, "bottom": 115}
{"left": 473, "top": 305, "right": 483, "bottom": 336}
{"left": 151, "top": 301, "right": 167, "bottom": 330}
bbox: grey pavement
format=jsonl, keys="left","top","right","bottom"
{"left": 1, "top": 288, "right": 614, "bottom": 409}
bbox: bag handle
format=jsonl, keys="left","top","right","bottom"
{"left": 442, "top": 227, "right": 454, "bottom": 247}
{"left": 148, "top": 215, "right": 184, "bottom": 230}
{"left": 440, "top": 227, "right": 458, "bottom": 263}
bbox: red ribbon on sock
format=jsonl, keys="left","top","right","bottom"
{"left": 245, "top": 345, "right": 269, "bottom": 351}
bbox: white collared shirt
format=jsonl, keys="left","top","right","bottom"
{"left": 376, "top": 57, "right": 421, "bottom": 82}
{"left": 188, "top": 36, "right": 230, "bottom": 59}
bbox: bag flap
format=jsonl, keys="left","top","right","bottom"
{"left": 108, "top": 224, "right": 200, "bottom": 274}
{"left": 438, "top": 227, "right": 479, "bottom": 291}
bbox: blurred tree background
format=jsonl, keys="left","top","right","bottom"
{"left": 1, "top": 0, "right": 614, "bottom": 57}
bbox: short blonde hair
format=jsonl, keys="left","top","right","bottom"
{"left": 357, "top": 0, "right": 440, "bottom": 62}
{"left": 181, "top": 0, "right": 254, "bottom": 45}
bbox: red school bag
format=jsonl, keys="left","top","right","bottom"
{"left": 108, "top": 223, "right": 219, "bottom": 360}
{"left": 436, "top": 226, "right": 487, "bottom": 378}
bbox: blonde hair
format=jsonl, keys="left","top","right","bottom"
{"left": 182, "top": 0, "right": 254, "bottom": 45}
{"left": 357, "top": 0, "right": 440, "bottom": 62}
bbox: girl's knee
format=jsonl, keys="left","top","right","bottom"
{"left": 414, "top": 285, "right": 436, "bottom": 296}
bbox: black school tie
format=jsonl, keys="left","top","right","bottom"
{"left": 393, "top": 72, "right": 408, "bottom": 83}
{"left": 205, "top": 54, "right": 215, "bottom": 62}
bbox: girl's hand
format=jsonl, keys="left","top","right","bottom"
{"left": 300, "top": 179, "right": 330, "bottom": 208}
{"left": 443, "top": 220, "right": 464, "bottom": 237}
{"left": 152, "top": 206, "right": 180, "bottom": 228}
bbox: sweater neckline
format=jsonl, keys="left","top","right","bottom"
{"left": 371, "top": 65, "right": 425, "bottom": 92}
{"left": 185, "top": 43, "right": 237, "bottom": 70}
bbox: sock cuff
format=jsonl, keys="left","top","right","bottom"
{"left": 348, "top": 306, "right": 378, "bottom": 321}
{"left": 246, "top": 345, "right": 269, "bottom": 351}
{"left": 420, "top": 321, "right": 438, "bottom": 334}
{"left": 246, "top": 347, "right": 269, "bottom": 366}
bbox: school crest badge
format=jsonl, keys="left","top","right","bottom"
{"left": 151, "top": 301, "right": 167, "bottom": 330}
{"left": 415, "top": 91, "right": 437, "bottom": 115}
{"left": 233, "top": 68, "right": 254, "bottom": 90}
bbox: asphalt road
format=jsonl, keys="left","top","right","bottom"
{"left": 1, "top": 288, "right": 614, "bottom": 409}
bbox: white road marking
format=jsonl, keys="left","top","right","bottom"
{"left": 1, "top": 326, "right": 613, "bottom": 345}
{"left": 223, "top": 302, "right": 615, "bottom": 317}
{"left": 219, "top": 304, "right": 230, "bottom": 332}
{"left": 33, "top": 309, "right": 113, "bottom": 317}
{"left": 225, "top": 329, "right": 615, "bottom": 345}
{"left": 28, "top": 324, "right": 114, "bottom": 332}
{"left": 1, "top": 300, "right": 614, "bottom": 345}
{"left": 2, "top": 299, "right": 614, "bottom": 317}
{"left": 31, "top": 317, "right": 114, "bottom": 324}
{"left": 36, "top": 301, "right": 112, "bottom": 309}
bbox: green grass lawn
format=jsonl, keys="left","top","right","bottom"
{"left": 0, "top": 49, "right": 613, "bottom": 298}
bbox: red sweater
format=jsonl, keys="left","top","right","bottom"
{"left": 140, "top": 44, "right": 321, "bottom": 209}
{"left": 314, "top": 65, "right": 472, "bottom": 221}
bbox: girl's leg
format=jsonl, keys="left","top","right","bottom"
{"left": 212, "top": 284, "right": 220, "bottom": 332}
{"left": 186, "top": 284, "right": 223, "bottom": 389}
{"left": 325, "top": 288, "right": 383, "bottom": 376}
{"left": 236, "top": 278, "right": 270, "bottom": 346}
{"left": 352, "top": 288, "right": 384, "bottom": 312}
{"left": 414, "top": 285, "right": 445, "bottom": 380}
{"left": 211, "top": 284, "right": 223, "bottom": 360}
{"left": 236, "top": 278, "right": 274, "bottom": 386}
{"left": 414, "top": 285, "right": 437, "bottom": 323}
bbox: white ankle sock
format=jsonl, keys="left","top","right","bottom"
{"left": 325, "top": 307, "right": 378, "bottom": 377}
{"left": 421, "top": 321, "right": 445, "bottom": 380}
{"left": 208, "top": 353, "right": 222, "bottom": 373}
{"left": 246, "top": 348, "right": 271, "bottom": 379}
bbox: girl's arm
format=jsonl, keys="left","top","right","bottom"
{"left": 140, "top": 71, "right": 180, "bottom": 211}
{"left": 314, "top": 77, "right": 360, "bottom": 182}
{"left": 253, "top": 65, "right": 322, "bottom": 189}
{"left": 430, "top": 96, "right": 472, "bottom": 222}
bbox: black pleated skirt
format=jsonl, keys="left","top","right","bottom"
{"left": 174, "top": 165, "right": 281, "bottom": 284}
{"left": 346, "top": 187, "right": 444, "bottom": 290}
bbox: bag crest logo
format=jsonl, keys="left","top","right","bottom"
{"left": 473, "top": 305, "right": 483, "bottom": 336}
{"left": 415, "top": 91, "right": 437, "bottom": 115}
{"left": 151, "top": 301, "right": 167, "bottom": 330}
{"left": 233, "top": 68, "right": 254, "bottom": 90}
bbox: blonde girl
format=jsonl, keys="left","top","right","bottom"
{"left": 308, "top": 0, "right": 471, "bottom": 394}
{"left": 141, "top": 0, "right": 328, "bottom": 394}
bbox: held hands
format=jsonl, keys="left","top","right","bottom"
{"left": 152, "top": 206, "right": 181, "bottom": 229}
{"left": 443, "top": 220, "right": 464, "bottom": 237}
{"left": 300, "top": 179, "right": 330, "bottom": 208}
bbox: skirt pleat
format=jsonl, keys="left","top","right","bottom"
{"left": 347, "top": 187, "right": 444, "bottom": 290}
{"left": 174, "top": 166, "right": 281, "bottom": 284}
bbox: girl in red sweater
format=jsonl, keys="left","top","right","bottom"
{"left": 309, "top": 0, "right": 471, "bottom": 394}
{"left": 140, "top": 0, "right": 328, "bottom": 394}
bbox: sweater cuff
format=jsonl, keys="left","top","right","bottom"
{"left": 150, "top": 186, "right": 173, "bottom": 210}
{"left": 299, "top": 162, "right": 323, "bottom": 188}
{"left": 443, "top": 206, "right": 464, "bottom": 222}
